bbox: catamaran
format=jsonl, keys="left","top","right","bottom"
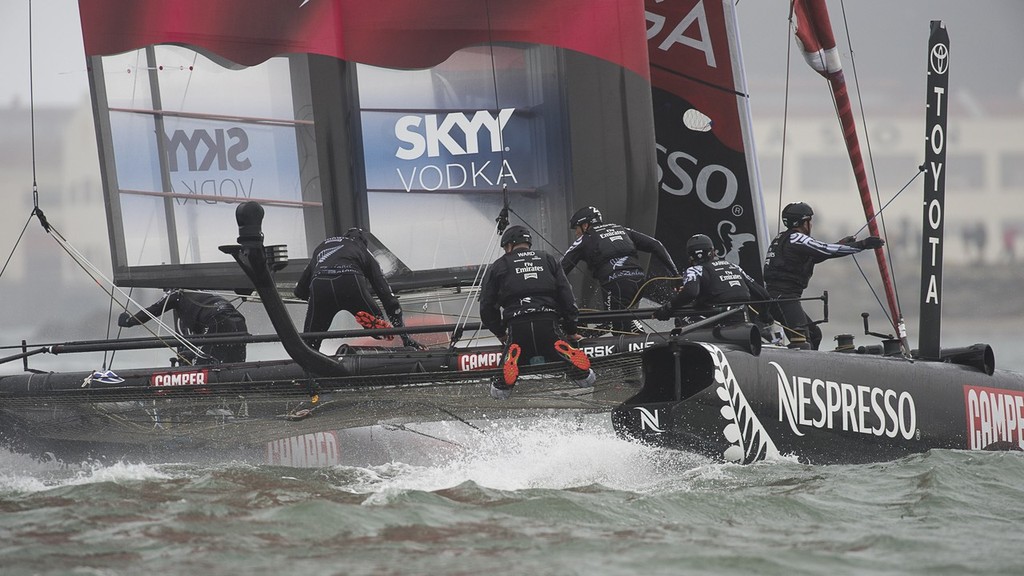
{"left": 1, "top": 0, "right": 1021, "bottom": 468}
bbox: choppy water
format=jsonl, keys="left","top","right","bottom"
{"left": 2, "top": 417, "right": 1023, "bottom": 576}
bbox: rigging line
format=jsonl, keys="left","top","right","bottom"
{"left": 851, "top": 167, "right": 925, "bottom": 238}
{"left": 41, "top": 223, "right": 204, "bottom": 358}
{"left": 837, "top": 0, "right": 904, "bottom": 316}
{"left": 0, "top": 212, "right": 36, "bottom": 280}
{"left": 778, "top": 1, "right": 798, "bottom": 236}
{"left": 507, "top": 206, "right": 563, "bottom": 254}
{"left": 28, "top": 0, "right": 38, "bottom": 209}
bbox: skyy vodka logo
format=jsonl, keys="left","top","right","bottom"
{"left": 393, "top": 108, "right": 518, "bottom": 191}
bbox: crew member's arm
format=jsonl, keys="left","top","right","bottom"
{"left": 550, "top": 253, "right": 580, "bottom": 336}
{"left": 478, "top": 263, "right": 506, "bottom": 340}
{"left": 655, "top": 267, "right": 700, "bottom": 319}
{"left": 560, "top": 235, "right": 586, "bottom": 276}
{"left": 628, "top": 229, "right": 680, "bottom": 277}
{"left": 119, "top": 291, "right": 177, "bottom": 327}
{"left": 789, "top": 232, "right": 883, "bottom": 263}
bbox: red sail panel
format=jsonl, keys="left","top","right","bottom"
{"left": 792, "top": 0, "right": 904, "bottom": 341}
{"left": 78, "top": 0, "right": 649, "bottom": 79}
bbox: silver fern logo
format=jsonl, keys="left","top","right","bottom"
{"left": 634, "top": 406, "right": 665, "bottom": 432}
{"left": 700, "top": 343, "right": 779, "bottom": 464}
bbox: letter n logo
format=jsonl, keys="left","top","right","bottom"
{"left": 634, "top": 407, "right": 666, "bottom": 433}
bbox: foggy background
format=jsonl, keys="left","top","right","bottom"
{"left": 1, "top": 0, "right": 1022, "bottom": 372}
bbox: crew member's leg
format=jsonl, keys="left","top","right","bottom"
{"left": 303, "top": 275, "right": 344, "bottom": 349}
{"left": 204, "top": 314, "right": 248, "bottom": 363}
{"left": 603, "top": 271, "right": 646, "bottom": 334}
{"left": 771, "top": 294, "right": 813, "bottom": 349}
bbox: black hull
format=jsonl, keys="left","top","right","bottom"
{"left": 0, "top": 334, "right": 654, "bottom": 465}
{"left": 613, "top": 338, "right": 1024, "bottom": 464}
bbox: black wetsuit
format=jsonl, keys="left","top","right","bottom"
{"left": 561, "top": 222, "right": 679, "bottom": 331}
{"left": 125, "top": 290, "right": 248, "bottom": 363}
{"left": 480, "top": 247, "right": 589, "bottom": 385}
{"left": 668, "top": 258, "right": 770, "bottom": 323}
{"left": 295, "top": 235, "right": 408, "bottom": 349}
{"left": 763, "top": 230, "right": 864, "bottom": 349}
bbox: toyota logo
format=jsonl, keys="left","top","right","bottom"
{"left": 930, "top": 43, "right": 949, "bottom": 75}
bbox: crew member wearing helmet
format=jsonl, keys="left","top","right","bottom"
{"left": 561, "top": 206, "right": 679, "bottom": 334}
{"left": 654, "top": 234, "right": 770, "bottom": 324}
{"left": 294, "top": 228, "right": 424, "bottom": 350}
{"left": 763, "top": 202, "right": 884, "bottom": 349}
{"left": 118, "top": 289, "right": 248, "bottom": 364}
{"left": 480, "top": 225, "right": 595, "bottom": 400}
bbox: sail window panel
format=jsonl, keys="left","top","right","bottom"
{"left": 118, "top": 194, "right": 172, "bottom": 266}
{"left": 108, "top": 111, "right": 163, "bottom": 192}
{"left": 150, "top": 47, "right": 295, "bottom": 119}
{"left": 355, "top": 45, "right": 566, "bottom": 271}
{"left": 97, "top": 51, "right": 154, "bottom": 110}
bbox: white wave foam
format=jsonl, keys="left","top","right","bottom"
{"left": 351, "top": 415, "right": 715, "bottom": 501}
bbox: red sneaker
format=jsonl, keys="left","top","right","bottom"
{"left": 503, "top": 343, "right": 521, "bottom": 386}
{"left": 355, "top": 311, "right": 394, "bottom": 341}
{"left": 554, "top": 340, "right": 591, "bottom": 371}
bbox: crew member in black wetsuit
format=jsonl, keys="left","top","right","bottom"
{"left": 294, "top": 228, "right": 423, "bottom": 350}
{"left": 561, "top": 206, "right": 679, "bottom": 334}
{"left": 118, "top": 289, "right": 248, "bottom": 364}
{"left": 655, "top": 234, "right": 771, "bottom": 325}
{"left": 763, "top": 202, "right": 884, "bottom": 349}
{"left": 480, "top": 225, "right": 595, "bottom": 400}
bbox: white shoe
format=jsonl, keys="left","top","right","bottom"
{"left": 490, "top": 382, "right": 513, "bottom": 400}
{"left": 571, "top": 369, "right": 596, "bottom": 388}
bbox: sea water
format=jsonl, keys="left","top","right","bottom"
{"left": 2, "top": 416, "right": 1023, "bottom": 576}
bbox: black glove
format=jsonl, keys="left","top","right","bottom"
{"left": 855, "top": 236, "right": 885, "bottom": 250}
{"left": 653, "top": 304, "right": 674, "bottom": 321}
{"left": 117, "top": 312, "right": 137, "bottom": 328}
{"left": 402, "top": 336, "right": 426, "bottom": 350}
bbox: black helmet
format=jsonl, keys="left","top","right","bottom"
{"left": 781, "top": 202, "right": 814, "bottom": 228}
{"left": 344, "top": 227, "right": 368, "bottom": 245}
{"left": 569, "top": 206, "right": 603, "bottom": 228}
{"left": 686, "top": 234, "right": 716, "bottom": 262}
{"left": 500, "top": 225, "right": 532, "bottom": 248}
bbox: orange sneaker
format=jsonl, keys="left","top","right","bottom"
{"left": 503, "top": 343, "right": 521, "bottom": 386}
{"left": 355, "top": 311, "right": 394, "bottom": 341}
{"left": 554, "top": 340, "right": 591, "bottom": 371}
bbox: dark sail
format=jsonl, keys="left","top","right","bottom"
{"left": 645, "top": 0, "right": 768, "bottom": 283}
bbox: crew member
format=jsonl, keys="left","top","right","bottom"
{"left": 655, "top": 234, "right": 771, "bottom": 326}
{"left": 118, "top": 289, "right": 248, "bottom": 364}
{"left": 763, "top": 202, "right": 884, "bottom": 349}
{"left": 561, "top": 206, "right": 679, "bottom": 334}
{"left": 295, "top": 228, "right": 423, "bottom": 350}
{"left": 480, "top": 225, "right": 595, "bottom": 400}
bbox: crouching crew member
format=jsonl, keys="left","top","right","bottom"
{"left": 655, "top": 234, "right": 771, "bottom": 326}
{"left": 119, "top": 289, "right": 248, "bottom": 364}
{"left": 480, "top": 225, "right": 595, "bottom": 400}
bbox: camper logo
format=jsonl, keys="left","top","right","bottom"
{"left": 964, "top": 385, "right": 1024, "bottom": 450}
{"left": 151, "top": 369, "right": 209, "bottom": 387}
{"left": 701, "top": 343, "right": 779, "bottom": 464}
{"left": 457, "top": 351, "right": 503, "bottom": 371}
